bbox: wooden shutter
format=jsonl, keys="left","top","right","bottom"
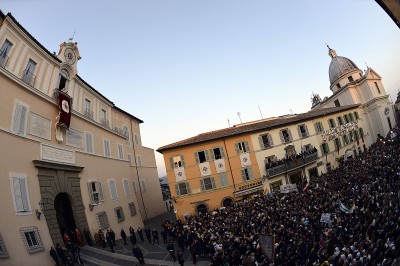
{"left": 241, "top": 169, "right": 247, "bottom": 182}
{"left": 220, "top": 147, "right": 225, "bottom": 159}
{"left": 248, "top": 168, "right": 254, "bottom": 180}
{"left": 13, "top": 178, "right": 25, "bottom": 212}
{"left": 210, "top": 176, "right": 216, "bottom": 189}
{"left": 304, "top": 125, "right": 309, "bottom": 136}
{"left": 175, "top": 184, "right": 180, "bottom": 196}
{"left": 297, "top": 126, "right": 302, "bottom": 138}
{"left": 267, "top": 134, "right": 274, "bottom": 147}
{"left": 204, "top": 150, "right": 210, "bottom": 161}
{"left": 287, "top": 130, "right": 293, "bottom": 142}
{"left": 169, "top": 157, "right": 175, "bottom": 169}
{"left": 244, "top": 141, "right": 250, "bottom": 153}
{"left": 259, "top": 136, "right": 265, "bottom": 149}
{"left": 12, "top": 103, "right": 28, "bottom": 136}
{"left": 180, "top": 155, "right": 185, "bottom": 167}
{"left": 87, "top": 182, "right": 94, "bottom": 204}
{"left": 98, "top": 181, "right": 104, "bottom": 201}
{"left": 235, "top": 143, "right": 240, "bottom": 154}
{"left": 200, "top": 179, "right": 205, "bottom": 191}
{"left": 194, "top": 151, "right": 200, "bottom": 164}
{"left": 185, "top": 182, "right": 191, "bottom": 194}
{"left": 210, "top": 149, "right": 215, "bottom": 160}
{"left": 109, "top": 180, "right": 118, "bottom": 200}
{"left": 279, "top": 131, "right": 284, "bottom": 143}
{"left": 123, "top": 179, "right": 131, "bottom": 197}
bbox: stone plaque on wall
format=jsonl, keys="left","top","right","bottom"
{"left": 41, "top": 144, "right": 75, "bottom": 164}
{"left": 28, "top": 112, "right": 51, "bottom": 140}
{"left": 66, "top": 128, "right": 83, "bottom": 149}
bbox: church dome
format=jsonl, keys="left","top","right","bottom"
{"left": 328, "top": 46, "right": 360, "bottom": 85}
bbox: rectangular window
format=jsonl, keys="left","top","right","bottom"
{"left": 259, "top": 133, "right": 274, "bottom": 149}
{"left": 141, "top": 180, "right": 147, "bottom": 192}
{"left": 374, "top": 82, "right": 381, "bottom": 94}
{"left": 337, "top": 116, "right": 344, "bottom": 126}
{"left": 87, "top": 180, "right": 104, "bottom": 204}
{"left": 297, "top": 124, "right": 309, "bottom": 138}
{"left": 57, "top": 69, "right": 69, "bottom": 91}
{"left": 85, "top": 131, "right": 94, "bottom": 153}
{"left": 211, "top": 147, "right": 225, "bottom": 160}
{"left": 349, "top": 132, "right": 355, "bottom": 142}
{"left": 132, "top": 180, "right": 138, "bottom": 193}
{"left": 20, "top": 227, "right": 44, "bottom": 254}
{"left": 0, "top": 39, "right": 13, "bottom": 67}
{"left": 334, "top": 138, "right": 342, "bottom": 151}
{"left": 22, "top": 59, "right": 37, "bottom": 86}
{"left": 10, "top": 173, "right": 31, "bottom": 214}
{"left": 218, "top": 172, "right": 229, "bottom": 187}
{"left": 348, "top": 76, "right": 354, "bottom": 82}
{"left": 321, "top": 143, "right": 330, "bottom": 155}
{"left": 270, "top": 180, "right": 282, "bottom": 193}
{"left": 200, "top": 176, "right": 216, "bottom": 191}
{"left": 108, "top": 180, "right": 119, "bottom": 200}
{"left": 349, "top": 113, "right": 354, "bottom": 122}
{"left": 114, "top": 206, "right": 125, "bottom": 223}
{"left": 128, "top": 154, "right": 132, "bottom": 166}
{"left": 279, "top": 129, "right": 292, "bottom": 143}
{"left": 170, "top": 155, "right": 185, "bottom": 169}
{"left": 96, "top": 211, "right": 109, "bottom": 230}
{"left": 195, "top": 150, "right": 209, "bottom": 164}
{"left": 136, "top": 155, "right": 142, "bottom": 166}
{"left": 241, "top": 167, "right": 254, "bottom": 181}
{"left": 134, "top": 134, "right": 139, "bottom": 145}
{"left": 11, "top": 100, "right": 29, "bottom": 136}
{"left": 175, "top": 182, "right": 190, "bottom": 195}
{"left": 103, "top": 139, "right": 111, "bottom": 157}
{"left": 128, "top": 202, "right": 137, "bottom": 216}
{"left": 235, "top": 141, "right": 249, "bottom": 154}
{"left": 100, "top": 109, "right": 108, "bottom": 127}
{"left": 314, "top": 122, "right": 324, "bottom": 133}
{"left": 342, "top": 134, "right": 350, "bottom": 146}
{"left": 117, "top": 143, "right": 124, "bottom": 159}
{"left": 354, "top": 111, "right": 359, "bottom": 120}
{"left": 328, "top": 119, "right": 336, "bottom": 129}
{"left": 123, "top": 179, "right": 131, "bottom": 197}
{"left": 334, "top": 99, "right": 341, "bottom": 107}
{"left": 336, "top": 83, "right": 341, "bottom": 89}
{"left": 84, "top": 99, "right": 93, "bottom": 119}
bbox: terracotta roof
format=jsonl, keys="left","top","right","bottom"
{"left": 157, "top": 104, "right": 360, "bottom": 153}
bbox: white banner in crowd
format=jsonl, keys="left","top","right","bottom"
{"left": 240, "top": 153, "right": 251, "bottom": 167}
{"left": 174, "top": 167, "right": 186, "bottom": 182}
{"left": 214, "top": 159, "right": 226, "bottom": 173}
{"left": 280, "top": 184, "right": 298, "bottom": 193}
{"left": 199, "top": 162, "right": 212, "bottom": 176}
{"left": 320, "top": 213, "right": 332, "bottom": 226}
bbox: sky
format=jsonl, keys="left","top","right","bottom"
{"left": 1, "top": 0, "right": 400, "bottom": 177}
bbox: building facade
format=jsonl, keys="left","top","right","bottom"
{"left": 158, "top": 105, "right": 367, "bottom": 220}
{"left": 0, "top": 11, "right": 164, "bottom": 265}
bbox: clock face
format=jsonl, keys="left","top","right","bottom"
{"left": 64, "top": 48, "right": 76, "bottom": 65}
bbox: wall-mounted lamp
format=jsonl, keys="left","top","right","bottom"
{"left": 35, "top": 209, "right": 42, "bottom": 220}
{"left": 35, "top": 200, "right": 45, "bottom": 220}
{"left": 89, "top": 204, "right": 95, "bottom": 211}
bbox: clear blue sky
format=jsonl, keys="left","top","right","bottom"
{"left": 2, "top": 0, "right": 400, "bottom": 177}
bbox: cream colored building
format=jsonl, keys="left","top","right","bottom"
{"left": 0, "top": 11, "right": 164, "bottom": 265}
{"left": 311, "top": 46, "right": 397, "bottom": 145}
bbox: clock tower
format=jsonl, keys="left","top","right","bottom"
{"left": 57, "top": 41, "right": 81, "bottom": 77}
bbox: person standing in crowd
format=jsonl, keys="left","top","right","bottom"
{"left": 109, "top": 228, "right": 116, "bottom": 246}
{"left": 137, "top": 227, "right": 145, "bottom": 242}
{"left": 167, "top": 240, "right": 176, "bottom": 261}
{"left": 130, "top": 229, "right": 137, "bottom": 246}
{"left": 55, "top": 243, "right": 67, "bottom": 266}
{"left": 98, "top": 229, "right": 106, "bottom": 248}
{"left": 83, "top": 227, "right": 93, "bottom": 246}
{"left": 144, "top": 227, "right": 152, "bottom": 243}
{"left": 120, "top": 228, "right": 127, "bottom": 245}
{"left": 177, "top": 250, "right": 184, "bottom": 266}
{"left": 132, "top": 244, "right": 145, "bottom": 264}
{"left": 161, "top": 227, "right": 168, "bottom": 245}
{"left": 106, "top": 230, "right": 115, "bottom": 253}
{"left": 49, "top": 246, "right": 59, "bottom": 266}
{"left": 152, "top": 228, "right": 159, "bottom": 245}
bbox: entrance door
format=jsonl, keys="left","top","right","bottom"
{"left": 196, "top": 204, "right": 208, "bottom": 215}
{"left": 54, "top": 193, "right": 77, "bottom": 240}
{"left": 289, "top": 171, "right": 302, "bottom": 185}
{"left": 308, "top": 167, "right": 318, "bottom": 180}
{"left": 222, "top": 198, "right": 233, "bottom": 207}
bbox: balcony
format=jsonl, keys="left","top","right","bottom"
{"left": 234, "top": 179, "right": 263, "bottom": 197}
{"left": 265, "top": 151, "right": 318, "bottom": 179}
{"left": 22, "top": 69, "right": 36, "bottom": 86}
{"left": 100, "top": 118, "right": 110, "bottom": 128}
{"left": 84, "top": 108, "right": 94, "bottom": 120}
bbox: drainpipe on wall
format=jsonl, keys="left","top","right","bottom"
{"left": 223, "top": 139, "right": 237, "bottom": 191}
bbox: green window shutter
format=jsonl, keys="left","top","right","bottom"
{"left": 200, "top": 179, "right": 205, "bottom": 191}
{"left": 235, "top": 143, "right": 240, "bottom": 155}
{"left": 194, "top": 151, "right": 200, "bottom": 164}
{"left": 87, "top": 182, "right": 94, "bottom": 204}
{"left": 304, "top": 125, "right": 309, "bottom": 136}
{"left": 211, "top": 176, "right": 216, "bottom": 189}
{"left": 267, "top": 134, "right": 274, "bottom": 146}
{"left": 259, "top": 136, "right": 265, "bottom": 149}
{"left": 241, "top": 169, "right": 247, "bottom": 182}
{"left": 359, "top": 128, "right": 364, "bottom": 137}
{"left": 180, "top": 155, "right": 185, "bottom": 167}
{"left": 204, "top": 150, "right": 210, "bottom": 162}
{"left": 185, "top": 182, "right": 191, "bottom": 194}
{"left": 288, "top": 130, "right": 293, "bottom": 142}
{"left": 175, "top": 184, "right": 180, "bottom": 196}
{"left": 314, "top": 123, "right": 318, "bottom": 133}
{"left": 210, "top": 149, "right": 215, "bottom": 160}
{"left": 169, "top": 157, "right": 175, "bottom": 169}
{"left": 248, "top": 168, "right": 254, "bottom": 180}
{"left": 220, "top": 147, "right": 225, "bottom": 159}
{"left": 354, "top": 112, "right": 359, "bottom": 120}
{"left": 279, "top": 131, "right": 284, "bottom": 143}
{"left": 244, "top": 141, "right": 250, "bottom": 153}
{"left": 98, "top": 181, "right": 104, "bottom": 201}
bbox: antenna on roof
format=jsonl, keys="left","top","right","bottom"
{"left": 258, "top": 104, "right": 263, "bottom": 119}
{"left": 237, "top": 112, "right": 242, "bottom": 124}
{"left": 289, "top": 109, "right": 293, "bottom": 115}
{"left": 68, "top": 29, "right": 76, "bottom": 42}
{"left": 365, "top": 62, "right": 369, "bottom": 68}
{"left": 227, "top": 119, "right": 230, "bottom": 128}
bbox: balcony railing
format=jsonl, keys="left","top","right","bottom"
{"left": 84, "top": 108, "right": 94, "bottom": 120}
{"left": 266, "top": 152, "right": 318, "bottom": 178}
{"left": 299, "top": 132, "right": 309, "bottom": 138}
{"left": 0, "top": 52, "right": 9, "bottom": 68}
{"left": 100, "top": 118, "right": 110, "bottom": 128}
{"left": 22, "top": 69, "right": 36, "bottom": 86}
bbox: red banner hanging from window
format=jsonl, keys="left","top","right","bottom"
{"left": 57, "top": 91, "right": 72, "bottom": 128}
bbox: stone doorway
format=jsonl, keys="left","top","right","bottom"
{"left": 55, "top": 193, "right": 77, "bottom": 238}
{"left": 289, "top": 171, "right": 303, "bottom": 185}
{"left": 196, "top": 204, "right": 208, "bottom": 215}
{"left": 33, "top": 160, "right": 88, "bottom": 246}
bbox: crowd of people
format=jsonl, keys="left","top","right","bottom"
{"left": 266, "top": 146, "right": 318, "bottom": 169}
{"left": 160, "top": 128, "right": 399, "bottom": 265}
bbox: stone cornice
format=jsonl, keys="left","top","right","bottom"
{"left": 33, "top": 160, "right": 84, "bottom": 172}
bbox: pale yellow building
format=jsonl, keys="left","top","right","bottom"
{"left": 0, "top": 11, "right": 164, "bottom": 265}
